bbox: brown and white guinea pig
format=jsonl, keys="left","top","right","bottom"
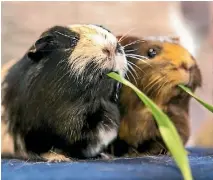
{"left": 1, "top": 24, "right": 128, "bottom": 162}
{"left": 108, "top": 35, "right": 202, "bottom": 157}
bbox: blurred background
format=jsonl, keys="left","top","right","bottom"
{"left": 1, "top": 1, "right": 213, "bottom": 147}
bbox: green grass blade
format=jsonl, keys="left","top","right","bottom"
{"left": 108, "top": 72, "right": 193, "bottom": 180}
{"left": 178, "top": 85, "right": 213, "bottom": 113}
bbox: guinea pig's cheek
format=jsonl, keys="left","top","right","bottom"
{"left": 113, "top": 54, "right": 128, "bottom": 77}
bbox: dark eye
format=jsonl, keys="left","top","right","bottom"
{"left": 116, "top": 43, "right": 123, "bottom": 54}
{"left": 71, "top": 37, "right": 79, "bottom": 46}
{"left": 147, "top": 48, "right": 157, "bottom": 58}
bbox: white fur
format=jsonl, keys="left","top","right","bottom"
{"left": 68, "top": 24, "right": 127, "bottom": 78}
{"left": 88, "top": 24, "right": 128, "bottom": 77}
{"left": 114, "top": 52, "right": 128, "bottom": 77}
{"left": 144, "top": 36, "right": 178, "bottom": 43}
{"left": 98, "top": 128, "right": 117, "bottom": 147}
{"left": 83, "top": 127, "right": 117, "bottom": 158}
{"left": 89, "top": 25, "right": 117, "bottom": 46}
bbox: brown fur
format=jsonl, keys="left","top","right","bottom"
{"left": 109, "top": 36, "right": 202, "bottom": 157}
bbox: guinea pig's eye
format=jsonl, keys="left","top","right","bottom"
{"left": 72, "top": 37, "right": 78, "bottom": 43}
{"left": 147, "top": 48, "right": 157, "bottom": 58}
{"left": 116, "top": 43, "right": 123, "bottom": 54}
{"left": 70, "top": 37, "right": 79, "bottom": 47}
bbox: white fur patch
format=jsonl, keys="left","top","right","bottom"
{"left": 83, "top": 128, "right": 117, "bottom": 158}
{"left": 90, "top": 25, "right": 117, "bottom": 46}
{"left": 98, "top": 128, "right": 117, "bottom": 147}
{"left": 68, "top": 24, "right": 117, "bottom": 46}
{"left": 88, "top": 25, "right": 128, "bottom": 77}
{"left": 114, "top": 52, "right": 128, "bottom": 77}
{"left": 67, "top": 24, "right": 127, "bottom": 78}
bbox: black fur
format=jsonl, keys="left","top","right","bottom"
{"left": 2, "top": 25, "right": 122, "bottom": 160}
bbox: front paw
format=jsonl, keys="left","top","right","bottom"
{"left": 99, "top": 152, "right": 115, "bottom": 160}
{"left": 41, "top": 151, "right": 72, "bottom": 163}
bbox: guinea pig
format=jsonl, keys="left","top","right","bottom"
{"left": 1, "top": 24, "right": 128, "bottom": 162}
{"left": 108, "top": 35, "right": 202, "bottom": 157}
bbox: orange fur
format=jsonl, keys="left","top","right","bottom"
{"left": 111, "top": 36, "right": 202, "bottom": 157}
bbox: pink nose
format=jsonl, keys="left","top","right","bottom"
{"left": 102, "top": 48, "right": 111, "bottom": 57}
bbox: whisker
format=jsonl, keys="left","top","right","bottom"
{"left": 125, "top": 72, "right": 130, "bottom": 81}
{"left": 127, "top": 62, "right": 139, "bottom": 79}
{"left": 127, "top": 67, "right": 137, "bottom": 86}
{"left": 118, "top": 28, "right": 136, "bottom": 43}
{"left": 125, "top": 49, "right": 139, "bottom": 52}
{"left": 126, "top": 56, "right": 151, "bottom": 66}
{"left": 126, "top": 55, "right": 147, "bottom": 61}
{"left": 126, "top": 56, "right": 152, "bottom": 68}
{"left": 127, "top": 61, "right": 146, "bottom": 75}
{"left": 148, "top": 76, "right": 163, "bottom": 90}
{"left": 126, "top": 54, "right": 149, "bottom": 60}
{"left": 143, "top": 76, "right": 162, "bottom": 93}
{"left": 146, "top": 77, "right": 164, "bottom": 96}
{"left": 149, "top": 77, "right": 167, "bottom": 98}
{"left": 156, "top": 78, "right": 168, "bottom": 98}
{"left": 123, "top": 39, "right": 146, "bottom": 48}
{"left": 124, "top": 66, "right": 129, "bottom": 75}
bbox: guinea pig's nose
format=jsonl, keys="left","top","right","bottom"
{"left": 180, "top": 62, "right": 193, "bottom": 72}
{"left": 102, "top": 48, "right": 111, "bottom": 57}
{"left": 103, "top": 47, "right": 116, "bottom": 59}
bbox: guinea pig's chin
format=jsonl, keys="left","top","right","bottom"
{"left": 112, "top": 54, "right": 128, "bottom": 77}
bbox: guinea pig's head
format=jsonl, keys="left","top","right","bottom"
{"left": 117, "top": 35, "right": 202, "bottom": 105}
{"left": 27, "top": 25, "right": 127, "bottom": 86}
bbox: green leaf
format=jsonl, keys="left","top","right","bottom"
{"left": 108, "top": 72, "right": 193, "bottom": 180}
{"left": 178, "top": 85, "right": 213, "bottom": 113}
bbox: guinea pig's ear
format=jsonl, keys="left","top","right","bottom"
{"left": 27, "top": 35, "right": 54, "bottom": 62}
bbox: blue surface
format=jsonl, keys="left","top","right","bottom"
{"left": 2, "top": 148, "right": 213, "bottom": 180}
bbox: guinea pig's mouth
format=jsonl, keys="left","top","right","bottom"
{"left": 111, "top": 70, "right": 119, "bottom": 74}
{"left": 100, "top": 69, "right": 114, "bottom": 75}
{"left": 178, "top": 75, "right": 194, "bottom": 90}
{"left": 103, "top": 70, "right": 119, "bottom": 76}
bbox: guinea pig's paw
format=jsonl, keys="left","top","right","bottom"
{"left": 160, "top": 149, "right": 169, "bottom": 155}
{"left": 160, "top": 149, "right": 189, "bottom": 156}
{"left": 41, "top": 151, "right": 72, "bottom": 163}
{"left": 99, "top": 152, "right": 114, "bottom": 160}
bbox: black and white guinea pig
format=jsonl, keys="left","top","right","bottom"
{"left": 1, "top": 24, "right": 127, "bottom": 161}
